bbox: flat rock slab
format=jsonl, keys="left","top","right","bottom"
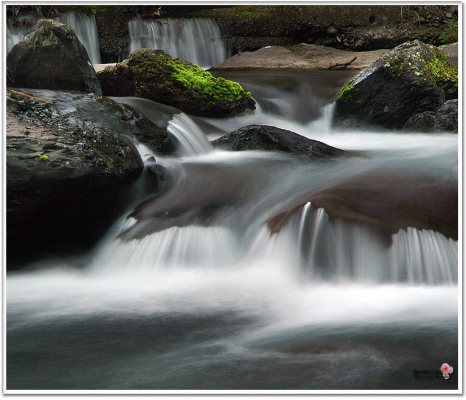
{"left": 94, "top": 63, "right": 117, "bottom": 73}
{"left": 211, "top": 44, "right": 391, "bottom": 70}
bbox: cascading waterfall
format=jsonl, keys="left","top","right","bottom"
{"left": 6, "top": 11, "right": 101, "bottom": 64}
{"left": 128, "top": 18, "right": 227, "bottom": 69}
{"left": 167, "top": 113, "right": 214, "bottom": 156}
{"left": 55, "top": 11, "right": 101, "bottom": 64}
{"left": 282, "top": 202, "right": 458, "bottom": 284}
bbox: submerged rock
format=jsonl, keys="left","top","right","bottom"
{"left": 97, "top": 48, "right": 256, "bottom": 118}
{"left": 6, "top": 89, "right": 163, "bottom": 268}
{"left": 333, "top": 40, "right": 458, "bottom": 130}
{"left": 212, "top": 125, "right": 348, "bottom": 160}
{"left": 267, "top": 172, "right": 458, "bottom": 242}
{"left": 7, "top": 19, "right": 102, "bottom": 95}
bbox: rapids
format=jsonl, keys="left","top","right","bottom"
{"left": 6, "top": 70, "right": 459, "bottom": 391}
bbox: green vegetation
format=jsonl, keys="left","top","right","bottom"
{"left": 439, "top": 17, "right": 458, "bottom": 44}
{"left": 337, "top": 79, "right": 356, "bottom": 103}
{"left": 236, "top": 5, "right": 260, "bottom": 20}
{"left": 400, "top": 6, "right": 421, "bottom": 26}
{"left": 131, "top": 49, "right": 251, "bottom": 103}
{"left": 422, "top": 48, "right": 458, "bottom": 88}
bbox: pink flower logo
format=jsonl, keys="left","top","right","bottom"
{"left": 440, "top": 363, "right": 454, "bottom": 379}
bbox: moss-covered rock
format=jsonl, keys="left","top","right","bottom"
{"left": 97, "top": 48, "right": 256, "bottom": 118}
{"left": 334, "top": 40, "right": 458, "bottom": 130}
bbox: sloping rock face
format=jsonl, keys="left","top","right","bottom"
{"left": 212, "top": 125, "right": 348, "bottom": 160}
{"left": 7, "top": 19, "right": 102, "bottom": 94}
{"left": 267, "top": 173, "right": 458, "bottom": 242}
{"left": 97, "top": 48, "right": 256, "bottom": 118}
{"left": 6, "top": 89, "right": 174, "bottom": 268}
{"left": 333, "top": 40, "right": 458, "bottom": 130}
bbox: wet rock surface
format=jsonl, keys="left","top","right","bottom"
{"left": 333, "top": 40, "right": 458, "bottom": 130}
{"left": 404, "top": 99, "right": 458, "bottom": 133}
{"left": 7, "top": 19, "right": 102, "bottom": 94}
{"left": 267, "top": 172, "right": 458, "bottom": 242}
{"left": 97, "top": 48, "right": 255, "bottom": 118}
{"left": 6, "top": 89, "right": 172, "bottom": 268}
{"left": 212, "top": 125, "right": 348, "bottom": 160}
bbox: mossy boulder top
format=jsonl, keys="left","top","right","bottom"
{"left": 333, "top": 40, "right": 458, "bottom": 130}
{"left": 7, "top": 19, "right": 102, "bottom": 95}
{"left": 97, "top": 48, "right": 256, "bottom": 118}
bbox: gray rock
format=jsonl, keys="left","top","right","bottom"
{"left": 7, "top": 19, "right": 102, "bottom": 94}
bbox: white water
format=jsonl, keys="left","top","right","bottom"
{"left": 128, "top": 18, "right": 227, "bottom": 69}
{"left": 6, "top": 71, "right": 458, "bottom": 390}
{"left": 167, "top": 113, "right": 214, "bottom": 156}
{"left": 6, "top": 11, "right": 101, "bottom": 64}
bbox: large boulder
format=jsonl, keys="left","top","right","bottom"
{"left": 333, "top": 40, "right": 458, "bottom": 130}
{"left": 6, "top": 88, "right": 174, "bottom": 268}
{"left": 7, "top": 19, "right": 102, "bottom": 94}
{"left": 97, "top": 48, "right": 256, "bottom": 118}
{"left": 212, "top": 125, "right": 348, "bottom": 160}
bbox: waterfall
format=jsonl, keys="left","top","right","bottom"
{"left": 56, "top": 11, "right": 101, "bottom": 64}
{"left": 6, "top": 11, "right": 101, "bottom": 64}
{"left": 284, "top": 202, "right": 458, "bottom": 284}
{"left": 167, "top": 113, "right": 214, "bottom": 156}
{"left": 128, "top": 18, "right": 227, "bottom": 69}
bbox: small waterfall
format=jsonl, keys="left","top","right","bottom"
{"left": 6, "top": 11, "right": 101, "bottom": 64}
{"left": 56, "top": 12, "right": 101, "bottom": 64}
{"left": 92, "top": 225, "right": 238, "bottom": 274}
{"left": 286, "top": 202, "right": 458, "bottom": 284}
{"left": 167, "top": 113, "right": 214, "bottom": 156}
{"left": 128, "top": 18, "right": 227, "bottom": 69}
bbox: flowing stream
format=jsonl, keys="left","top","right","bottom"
{"left": 6, "top": 70, "right": 458, "bottom": 391}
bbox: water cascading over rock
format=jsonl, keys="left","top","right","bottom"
{"left": 128, "top": 18, "right": 227, "bottom": 69}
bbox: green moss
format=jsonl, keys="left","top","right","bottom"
{"left": 337, "top": 79, "right": 356, "bottom": 103}
{"left": 389, "top": 61, "right": 404, "bottom": 77}
{"left": 422, "top": 48, "right": 458, "bottom": 88}
{"left": 236, "top": 5, "right": 260, "bottom": 20}
{"left": 39, "top": 155, "right": 49, "bottom": 161}
{"left": 167, "top": 57, "right": 251, "bottom": 102}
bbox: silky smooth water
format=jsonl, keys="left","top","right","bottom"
{"left": 128, "top": 18, "right": 227, "bottom": 69}
{"left": 6, "top": 71, "right": 459, "bottom": 392}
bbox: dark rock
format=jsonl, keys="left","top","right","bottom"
{"left": 267, "top": 172, "right": 458, "bottom": 242}
{"left": 404, "top": 99, "right": 458, "bottom": 133}
{"left": 97, "top": 48, "right": 255, "bottom": 118}
{"left": 95, "top": 6, "right": 129, "bottom": 63}
{"left": 434, "top": 100, "right": 458, "bottom": 132}
{"left": 7, "top": 19, "right": 102, "bottom": 95}
{"left": 403, "top": 112, "right": 437, "bottom": 132}
{"left": 6, "top": 89, "right": 166, "bottom": 268}
{"left": 212, "top": 125, "right": 348, "bottom": 159}
{"left": 333, "top": 40, "right": 458, "bottom": 130}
